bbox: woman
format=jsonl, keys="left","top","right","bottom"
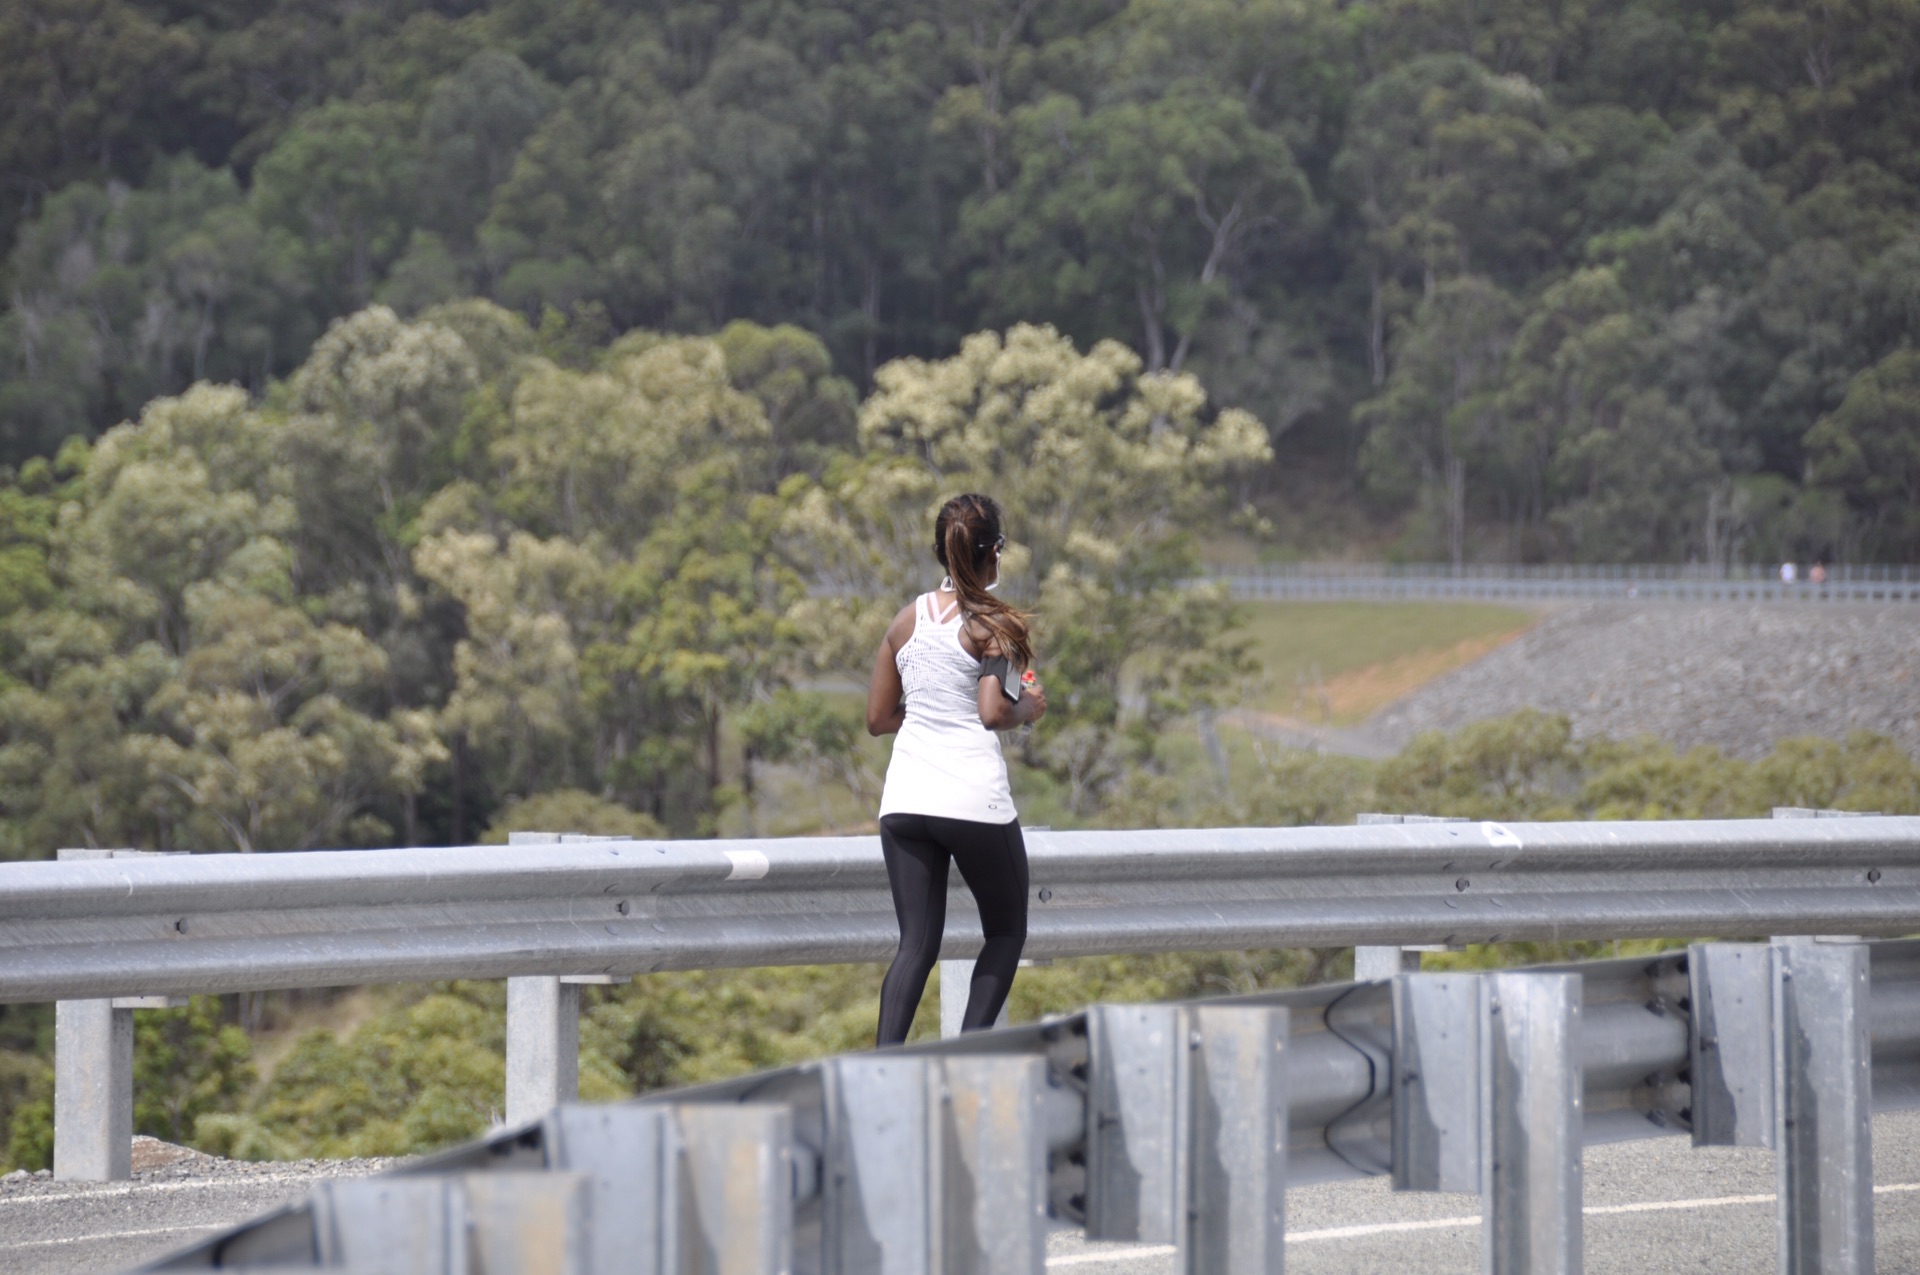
{"left": 865, "top": 493, "right": 1048, "bottom": 1045}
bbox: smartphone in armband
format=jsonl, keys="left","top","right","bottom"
{"left": 979, "top": 655, "right": 1022, "bottom": 702}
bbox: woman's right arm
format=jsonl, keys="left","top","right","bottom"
{"left": 977, "top": 673, "right": 1047, "bottom": 731}
{"left": 973, "top": 634, "right": 1047, "bottom": 731}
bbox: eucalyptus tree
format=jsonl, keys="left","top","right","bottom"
{"left": 790, "top": 323, "right": 1270, "bottom": 813}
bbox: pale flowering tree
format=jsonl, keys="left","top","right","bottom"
{"left": 788, "top": 323, "right": 1270, "bottom": 814}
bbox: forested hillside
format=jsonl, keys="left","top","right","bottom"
{"left": 3, "top": 0, "right": 1917, "bottom": 563}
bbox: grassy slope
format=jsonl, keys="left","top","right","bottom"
{"left": 1237, "top": 600, "right": 1536, "bottom": 723}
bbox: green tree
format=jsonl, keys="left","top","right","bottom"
{"left": 1357, "top": 277, "right": 1519, "bottom": 563}
{"left": 1804, "top": 349, "right": 1920, "bottom": 558}
{"left": 791, "top": 324, "right": 1269, "bottom": 813}
{"left": 0, "top": 381, "right": 445, "bottom": 854}
{"left": 251, "top": 100, "right": 420, "bottom": 317}
{"left": 1334, "top": 54, "right": 1555, "bottom": 385}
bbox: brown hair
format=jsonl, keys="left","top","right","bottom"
{"left": 934, "top": 493, "right": 1033, "bottom": 667}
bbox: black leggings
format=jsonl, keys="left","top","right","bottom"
{"left": 875, "top": 813, "right": 1029, "bottom": 1046}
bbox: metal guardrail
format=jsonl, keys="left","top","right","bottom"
{"left": 145, "top": 935, "right": 1910, "bottom": 1274}
{"left": 10, "top": 818, "right": 1919, "bottom": 1002}
{"left": 9, "top": 816, "right": 1920, "bottom": 1186}
{"left": 1211, "top": 562, "right": 1920, "bottom": 604}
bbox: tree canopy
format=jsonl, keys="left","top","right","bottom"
{"left": 2, "top": 0, "right": 1918, "bottom": 562}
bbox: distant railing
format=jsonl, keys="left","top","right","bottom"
{"left": 1210, "top": 562, "right": 1920, "bottom": 604}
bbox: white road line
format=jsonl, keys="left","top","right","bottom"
{"left": 1048, "top": 1245, "right": 1177, "bottom": 1267}
{"left": 0, "top": 1171, "right": 354, "bottom": 1208}
{"left": 0, "top": 1222, "right": 225, "bottom": 1251}
{"left": 7, "top": 1177, "right": 1919, "bottom": 1263}
{"left": 1041, "top": 1182, "right": 1920, "bottom": 1265}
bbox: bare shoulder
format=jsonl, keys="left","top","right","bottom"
{"left": 883, "top": 601, "right": 918, "bottom": 650}
{"left": 962, "top": 617, "right": 1002, "bottom": 661}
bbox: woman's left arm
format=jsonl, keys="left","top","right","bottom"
{"left": 865, "top": 616, "right": 908, "bottom": 736}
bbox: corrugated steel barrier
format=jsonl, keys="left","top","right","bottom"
{"left": 143, "top": 935, "right": 1912, "bottom": 1274}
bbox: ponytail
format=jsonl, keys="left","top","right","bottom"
{"left": 934, "top": 493, "right": 1033, "bottom": 668}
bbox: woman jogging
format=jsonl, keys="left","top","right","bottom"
{"left": 865, "top": 493, "right": 1047, "bottom": 1045}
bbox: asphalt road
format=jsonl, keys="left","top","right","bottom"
{"left": 8, "top": 1114, "right": 1920, "bottom": 1273}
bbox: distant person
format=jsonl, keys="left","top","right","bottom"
{"left": 865, "top": 493, "right": 1047, "bottom": 1045}
{"left": 1781, "top": 561, "right": 1797, "bottom": 585}
{"left": 1811, "top": 562, "right": 1828, "bottom": 587}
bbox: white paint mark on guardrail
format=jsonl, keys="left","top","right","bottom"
{"left": 723, "top": 849, "right": 770, "bottom": 881}
{"left": 1480, "top": 821, "right": 1522, "bottom": 851}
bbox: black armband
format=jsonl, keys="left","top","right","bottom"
{"left": 978, "top": 655, "right": 1021, "bottom": 701}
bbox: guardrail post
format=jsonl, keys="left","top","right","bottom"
{"left": 1085, "top": 1003, "right": 1185, "bottom": 1242}
{"left": 1355, "top": 815, "right": 1468, "bottom": 981}
{"left": 504, "top": 833, "right": 619, "bottom": 1125}
{"left": 53, "top": 996, "right": 132, "bottom": 1181}
{"left": 1687, "top": 943, "right": 1775, "bottom": 1148}
{"left": 670, "top": 1104, "right": 795, "bottom": 1275}
{"left": 542, "top": 1104, "right": 673, "bottom": 1275}
{"left": 52, "top": 847, "right": 184, "bottom": 1182}
{"left": 1182, "top": 1005, "right": 1289, "bottom": 1275}
{"left": 1773, "top": 940, "right": 1873, "bottom": 1275}
{"left": 313, "top": 1176, "right": 472, "bottom": 1273}
{"left": 465, "top": 1172, "right": 594, "bottom": 1275}
{"left": 1391, "top": 972, "right": 1484, "bottom": 1193}
{"left": 823, "top": 1054, "right": 933, "bottom": 1275}
{"left": 506, "top": 977, "right": 578, "bottom": 1126}
{"left": 935, "top": 1055, "right": 1050, "bottom": 1274}
{"left": 313, "top": 1172, "right": 593, "bottom": 1274}
{"left": 939, "top": 958, "right": 1009, "bottom": 1038}
{"left": 1481, "top": 972, "right": 1583, "bottom": 1275}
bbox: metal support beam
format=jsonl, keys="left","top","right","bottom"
{"left": 824, "top": 1055, "right": 934, "bottom": 1275}
{"left": 1392, "top": 973, "right": 1484, "bottom": 1193}
{"left": 1084, "top": 1003, "right": 1184, "bottom": 1242}
{"left": 506, "top": 976, "right": 579, "bottom": 1126}
{"left": 52, "top": 847, "right": 180, "bottom": 1182}
{"left": 936, "top": 1055, "right": 1050, "bottom": 1274}
{"left": 312, "top": 1172, "right": 591, "bottom": 1275}
{"left": 671, "top": 1105, "right": 796, "bottom": 1275}
{"left": 53, "top": 998, "right": 131, "bottom": 1181}
{"left": 1356, "top": 946, "right": 1424, "bottom": 980}
{"left": 1355, "top": 814, "right": 1468, "bottom": 981}
{"left": 1773, "top": 941, "right": 1873, "bottom": 1275}
{"left": 938, "top": 957, "right": 1009, "bottom": 1039}
{"left": 1481, "top": 972, "right": 1584, "bottom": 1275}
{"left": 464, "top": 1173, "right": 592, "bottom": 1275}
{"left": 543, "top": 1104, "right": 673, "bottom": 1275}
{"left": 313, "top": 1177, "right": 471, "bottom": 1275}
{"left": 1181, "top": 1005, "right": 1289, "bottom": 1275}
{"left": 1688, "top": 943, "right": 1775, "bottom": 1148}
{"left": 503, "top": 834, "right": 617, "bottom": 1125}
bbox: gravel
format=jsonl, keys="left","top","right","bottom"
{"left": 1367, "top": 602, "right": 1920, "bottom": 758}
{"left": 0, "top": 1150, "right": 402, "bottom": 1275}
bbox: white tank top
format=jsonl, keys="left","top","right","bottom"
{"left": 877, "top": 592, "right": 1017, "bottom": 824}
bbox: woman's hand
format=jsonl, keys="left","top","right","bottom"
{"left": 976, "top": 667, "right": 1048, "bottom": 731}
{"left": 1017, "top": 676, "right": 1048, "bottom": 726}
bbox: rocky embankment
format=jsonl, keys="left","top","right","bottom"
{"left": 1367, "top": 602, "right": 1920, "bottom": 758}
